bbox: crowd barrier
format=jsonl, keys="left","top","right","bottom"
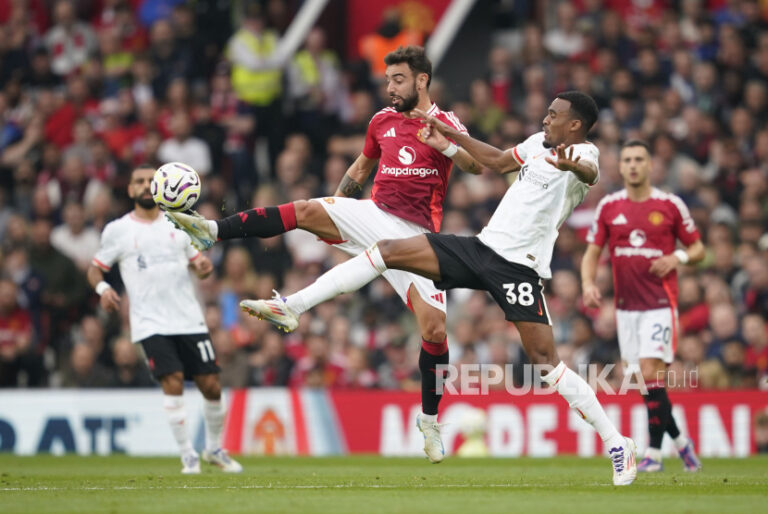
{"left": 1, "top": 389, "right": 765, "bottom": 456}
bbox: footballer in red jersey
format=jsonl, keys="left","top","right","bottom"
{"left": 582, "top": 140, "right": 705, "bottom": 473}
{"left": 166, "top": 46, "right": 482, "bottom": 463}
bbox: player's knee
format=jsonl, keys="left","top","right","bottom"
{"left": 293, "top": 199, "right": 311, "bottom": 223}
{"left": 377, "top": 239, "right": 397, "bottom": 262}
{"left": 160, "top": 373, "right": 184, "bottom": 395}
{"left": 199, "top": 377, "right": 221, "bottom": 400}
{"left": 420, "top": 321, "right": 446, "bottom": 344}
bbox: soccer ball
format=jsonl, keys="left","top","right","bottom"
{"left": 151, "top": 162, "right": 201, "bottom": 211}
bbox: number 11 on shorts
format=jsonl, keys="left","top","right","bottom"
{"left": 197, "top": 339, "right": 215, "bottom": 362}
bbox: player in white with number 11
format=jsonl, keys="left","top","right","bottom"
{"left": 87, "top": 165, "right": 241, "bottom": 474}
{"left": 245, "top": 91, "right": 638, "bottom": 485}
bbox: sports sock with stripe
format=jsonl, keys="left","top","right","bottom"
{"left": 163, "top": 394, "right": 194, "bottom": 455}
{"left": 216, "top": 204, "right": 297, "bottom": 240}
{"left": 419, "top": 338, "right": 449, "bottom": 416}
{"left": 543, "top": 361, "right": 625, "bottom": 450}
{"left": 644, "top": 383, "right": 673, "bottom": 450}
{"left": 202, "top": 397, "right": 226, "bottom": 452}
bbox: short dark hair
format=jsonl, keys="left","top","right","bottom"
{"left": 620, "top": 139, "right": 651, "bottom": 154}
{"left": 384, "top": 46, "right": 432, "bottom": 87}
{"left": 555, "top": 90, "right": 599, "bottom": 133}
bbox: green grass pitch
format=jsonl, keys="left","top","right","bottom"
{"left": 1, "top": 455, "right": 765, "bottom": 513}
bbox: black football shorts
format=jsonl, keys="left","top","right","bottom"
{"left": 139, "top": 333, "right": 220, "bottom": 379}
{"left": 425, "top": 234, "right": 551, "bottom": 325}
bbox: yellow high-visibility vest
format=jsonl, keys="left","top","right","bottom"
{"left": 293, "top": 50, "right": 339, "bottom": 87}
{"left": 228, "top": 29, "right": 282, "bottom": 106}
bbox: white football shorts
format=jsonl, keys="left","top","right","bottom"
{"left": 616, "top": 307, "right": 678, "bottom": 372}
{"left": 314, "top": 197, "right": 447, "bottom": 313}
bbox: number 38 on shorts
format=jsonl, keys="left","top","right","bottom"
{"left": 493, "top": 277, "right": 551, "bottom": 325}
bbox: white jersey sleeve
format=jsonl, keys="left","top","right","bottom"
{"left": 509, "top": 133, "right": 543, "bottom": 166}
{"left": 92, "top": 221, "right": 123, "bottom": 271}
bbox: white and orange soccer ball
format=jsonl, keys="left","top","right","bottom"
{"left": 151, "top": 162, "right": 201, "bottom": 212}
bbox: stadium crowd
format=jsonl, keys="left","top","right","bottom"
{"left": 0, "top": 0, "right": 766, "bottom": 392}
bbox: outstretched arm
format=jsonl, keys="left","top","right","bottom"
{"left": 545, "top": 144, "right": 598, "bottom": 185}
{"left": 413, "top": 109, "right": 520, "bottom": 174}
{"left": 417, "top": 123, "right": 482, "bottom": 174}
{"left": 335, "top": 153, "right": 378, "bottom": 197}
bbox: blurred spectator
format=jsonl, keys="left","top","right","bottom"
{"left": 157, "top": 110, "right": 212, "bottom": 175}
{"left": 60, "top": 342, "right": 113, "bottom": 388}
{"left": 226, "top": 5, "right": 283, "bottom": 168}
{"left": 50, "top": 201, "right": 100, "bottom": 271}
{"left": 44, "top": 0, "right": 97, "bottom": 76}
{"left": 0, "top": 278, "right": 44, "bottom": 387}
{"left": 110, "top": 335, "right": 154, "bottom": 388}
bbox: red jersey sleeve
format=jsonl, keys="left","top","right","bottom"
{"left": 586, "top": 198, "right": 609, "bottom": 247}
{"left": 670, "top": 194, "right": 700, "bottom": 246}
{"left": 362, "top": 115, "right": 381, "bottom": 159}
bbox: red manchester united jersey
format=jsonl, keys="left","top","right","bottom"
{"left": 587, "top": 188, "right": 700, "bottom": 311}
{"left": 363, "top": 103, "right": 467, "bottom": 232}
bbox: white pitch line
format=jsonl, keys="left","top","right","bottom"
{"left": 0, "top": 483, "right": 613, "bottom": 492}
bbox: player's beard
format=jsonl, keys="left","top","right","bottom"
{"left": 392, "top": 85, "right": 419, "bottom": 113}
{"left": 133, "top": 191, "right": 157, "bottom": 209}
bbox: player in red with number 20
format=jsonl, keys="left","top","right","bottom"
{"left": 581, "top": 140, "right": 705, "bottom": 472}
{"left": 166, "top": 46, "right": 483, "bottom": 463}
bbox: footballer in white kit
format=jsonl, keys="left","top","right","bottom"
{"left": 87, "top": 166, "right": 241, "bottom": 474}
{"left": 247, "top": 92, "right": 638, "bottom": 485}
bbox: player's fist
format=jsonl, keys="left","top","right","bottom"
{"left": 649, "top": 254, "right": 679, "bottom": 278}
{"left": 417, "top": 123, "right": 451, "bottom": 152}
{"left": 412, "top": 108, "right": 452, "bottom": 135}
{"left": 100, "top": 288, "right": 121, "bottom": 312}
{"left": 582, "top": 282, "right": 602, "bottom": 308}
{"left": 192, "top": 255, "right": 214, "bottom": 279}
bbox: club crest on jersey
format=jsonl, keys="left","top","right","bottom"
{"left": 648, "top": 211, "right": 664, "bottom": 225}
{"left": 323, "top": 197, "right": 335, "bottom": 204}
{"left": 398, "top": 146, "right": 416, "bottom": 165}
{"left": 629, "top": 229, "right": 646, "bottom": 247}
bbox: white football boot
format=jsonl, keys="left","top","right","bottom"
{"left": 202, "top": 448, "right": 243, "bottom": 473}
{"left": 240, "top": 290, "right": 299, "bottom": 333}
{"left": 165, "top": 210, "right": 216, "bottom": 251}
{"left": 609, "top": 437, "right": 637, "bottom": 486}
{"left": 416, "top": 413, "right": 445, "bottom": 464}
{"left": 180, "top": 451, "right": 201, "bottom": 474}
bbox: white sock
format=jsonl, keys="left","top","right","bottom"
{"left": 285, "top": 244, "right": 387, "bottom": 314}
{"left": 543, "top": 362, "right": 625, "bottom": 449}
{"left": 645, "top": 447, "right": 662, "bottom": 461}
{"left": 206, "top": 220, "right": 219, "bottom": 239}
{"left": 420, "top": 413, "right": 438, "bottom": 423}
{"left": 203, "top": 398, "right": 226, "bottom": 451}
{"left": 163, "top": 395, "right": 194, "bottom": 455}
{"left": 674, "top": 434, "right": 688, "bottom": 450}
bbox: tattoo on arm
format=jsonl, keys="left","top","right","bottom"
{"left": 338, "top": 173, "right": 363, "bottom": 197}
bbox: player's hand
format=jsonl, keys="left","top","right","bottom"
{"left": 192, "top": 255, "right": 214, "bottom": 279}
{"left": 582, "top": 282, "right": 602, "bottom": 308}
{"left": 412, "top": 108, "right": 453, "bottom": 135}
{"left": 417, "top": 122, "right": 452, "bottom": 152}
{"left": 545, "top": 144, "right": 581, "bottom": 172}
{"left": 100, "top": 288, "right": 121, "bottom": 312}
{"left": 649, "top": 254, "right": 679, "bottom": 278}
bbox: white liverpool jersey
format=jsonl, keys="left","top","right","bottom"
{"left": 478, "top": 132, "right": 599, "bottom": 279}
{"left": 92, "top": 211, "right": 208, "bottom": 342}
